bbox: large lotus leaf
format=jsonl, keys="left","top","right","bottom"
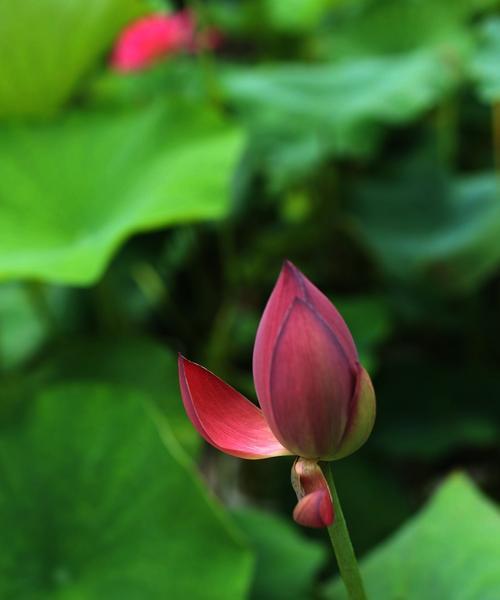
{"left": 352, "top": 162, "right": 500, "bottom": 292}
{"left": 222, "top": 49, "right": 460, "bottom": 182}
{"left": 324, "top": 473, "right": 500, "bottom": 600}
{"left": 0, "top": 101, "right": 242, "bottom": 284}
{"left": 0, "top": 0, "right": 143, "bottom": 118}
{"left": 223, "top": 51, "right": 459, "bottom": 146}
{"left": 31, "top": 336, "right": 199, "bottom": 454}
{"left": 324, "top": 0, "right": 494, "bottom": 58}
{"left": 470, "top": 18, "right": 500, "bottom": 102}
{"left": 262, "top": 0, "right": 332, "bottom": 34}
{"left": 0, "top": 382, "right": 253, "bottom": 599}
{"left": 233, "top": 508, "right": 326, "bottom": 600}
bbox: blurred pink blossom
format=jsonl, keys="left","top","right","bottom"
{"left": 110, "top": 10, "right": 219, "bottom": 72}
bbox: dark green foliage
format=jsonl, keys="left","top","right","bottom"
{"left": 233, "top": 507, "right": 326, "bottom": 599}
{"left": 1, "top": 0, "right": 499, "bottom": 597}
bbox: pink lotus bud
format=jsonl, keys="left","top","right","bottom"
{"left": 110, "top": 11, "right": 195, "bottom": 72}
{"left": 253, "top": 261, "right": 376, "bottom": 460}
{"left": 178, "top": 261, "right": 375, "bottom": 527}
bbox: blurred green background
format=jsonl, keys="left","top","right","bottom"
{"left": 1, "top": 0, "right": 500, "bottom": 598}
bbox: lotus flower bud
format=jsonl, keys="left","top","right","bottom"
{"left": 253, "top": 261, "right": 375, "bottom": 460}
{"left": 178, "top": 261, "right": 376, "bottom": 528}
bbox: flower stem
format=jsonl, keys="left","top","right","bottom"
{"left": 187, "top": 0, "right": 222, "bottom": 107}
{"left": 322, "top": 462, "right": 367, "bottom": 600}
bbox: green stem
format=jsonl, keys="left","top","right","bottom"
{"left": 322, "top": 463, "right": 367, "bottom": 600}
{"left": 493, "top": 102, "right": 500, "bottom": 175}
{"left": 187, "top": 0, "right": 223, "bottom": 107}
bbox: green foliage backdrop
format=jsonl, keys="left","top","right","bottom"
{"left": 0, "top": 0, "right": 499, "bottom": 598}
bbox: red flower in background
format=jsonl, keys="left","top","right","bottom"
{"left": 179, "top": 261, "right": 376, "bottom": 528}
{"left": 111, "top": 10, "right": 220, "bottom": 72}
